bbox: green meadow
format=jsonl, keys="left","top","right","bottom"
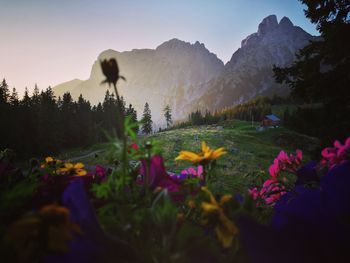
{"left": 62, "top": 120, "right": 320, "bottom": 194}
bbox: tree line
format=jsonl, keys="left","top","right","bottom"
{"left": 0, "top": 80, "right": 154, "bottom": 157}
{"left": 165, "top": 96, "right": 290, "bottom": 129}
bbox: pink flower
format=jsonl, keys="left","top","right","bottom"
{"left": 338, "top": 137, "right": 350, "bottom": 158}
{"left": 180, "top": 165, "right": 204, "bottom": 179}
{"left": 249, "top": 179, "right": 286, "bottom": 206}
{"left": 269, "top": 162, "right": 280, "bottom": 179}
{"left": 248, "top": 187, "right": 259, "bottom": 200}
{"left": 95, "top": 165, "right": 106, "bottom": 178}
{"left": 260, "top": 179, "right": 286, "bottom": 205}
{"left": 321, "top": 136, "right": 350, "bottom": 169}
{"left": 268, "top": 150, "right": 303, "bottom": 178}
{"left": 130, "top": 143, "right": 139, "bottom": 151}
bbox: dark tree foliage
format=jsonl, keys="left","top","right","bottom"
{"left": 0, "top": 80, "right": 138, "bottom": 157}
{"left": 170, "top": 96, "right": 276, "bottom": 129}
{"left": 141, "top": 102, "right": 153, "bottom": 135}
{"left": 219, "top": 97, "right": 272, "bottom": 122}
{"left": 126, "top": 103, "right": 139, "bottom": 133}
{"left": 163, "top": 104, "right": 172, "bottom": 128}
{"left": 273, "top": 0, "right": 350, "bottom": 144}
{"left": 187, "top": 110, "right": 220, "bottom": 126}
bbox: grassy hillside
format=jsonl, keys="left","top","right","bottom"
{"left": 58, "top": 120, "right": 320, "bottom": 194}
{"left": 150, "top": 120, "right": 320, "bottom": 194}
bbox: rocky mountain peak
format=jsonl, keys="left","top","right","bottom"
{"left": 156, "top": 38, "right": 208, "bottom": 53}
{"left": 279, "top": 16, "right": 294, "bottom": 30}
{"left": 196, "top": 14, "right": 317, "bottom": 114}
{"left": 240, "top": 15, "right": 309, "bottom": 49}
{"left": 257, "top": 14, "right": 278, "bottom": 36}
{"left": 194, "top": 40, "right": 205, "bottom": 49}
{"left": 156, "top": 38, "right": 189, "bottom": 50}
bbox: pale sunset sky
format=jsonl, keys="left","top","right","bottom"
{"left": 0, "top": 0, "right": 319, "bottom": 95}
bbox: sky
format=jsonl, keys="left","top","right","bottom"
{"left": 0, "top": 0, "right": 319, "bottom": 95}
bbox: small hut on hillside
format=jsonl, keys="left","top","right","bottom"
{"left": 261, "top": 114, "right": 280, "bottom": 128}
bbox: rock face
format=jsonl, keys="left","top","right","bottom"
{"left": 53, "top": 15, "right": 316, "bottom": 125}
{"left": 183, "top": 15, "right": 316, "bottom": 114}
{"left": 53, "top": 38, "right": 224, "bottom": 125}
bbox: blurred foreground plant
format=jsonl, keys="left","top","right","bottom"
{"left": 3, "top": 204, "right": 80, "bottom": 262}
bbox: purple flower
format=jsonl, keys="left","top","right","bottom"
{"left": 139, "top": 155, "right": 180, "bottom": 194}
{"left": 295, "top": 160, "right": 319, "bottom": 186}
{"left": 44, "top": 178, "right": 137, "bottom": 262}
{"left": 238, "top": 160, "right": 350, "bottom": 263}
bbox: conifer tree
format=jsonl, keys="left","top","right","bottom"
{"left": 163, "top": 104, "right": 172, "bottom": 128}
{"left": 9, "top": 88, "right": 19, "bottom": 106}
{"left": 141, "top": 102, "right": 153, "bottom": 135}
{"left": 0, "top": 78, "right": 9, "bottom": 104}
{"left": 126, "top": 103, "right": 139, "bottom": 133}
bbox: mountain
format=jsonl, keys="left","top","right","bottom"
{"left": 53, "top": 15, "right": 316, "bottom": 125}
{"left": 53, "top": 79, "right": 83, "bottom": 95}
{"left": 184, "top": 15, "right": 317, "bottom": 113}
{"left": 53, "top": 39, "right": 224, "bottom": 125}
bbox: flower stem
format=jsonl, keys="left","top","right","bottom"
{"left": 113, "top": 82, "right": 127, "bottom": 194}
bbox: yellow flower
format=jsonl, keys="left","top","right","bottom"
{"left": 175, "top": 141, "right": 226, "bottom": 164}
{"left": 57, "top": 162, "right": 87, "bottom": 176}
{"left": 200, "top": 186, "right": 238, "bottom": 248}
{"left": 45, "top": 156, "right": 54, "bottom": 163}
{"left": 40, "top": 156, "right": 61, "bottom": 168}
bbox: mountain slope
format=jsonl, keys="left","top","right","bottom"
{"left": 53, "top": 15, "right": 317, "bottom": 125}
{"left": 53, "top": 39, "right": 224, "bottom": 124}
{"left": 184, "top": 15, "right": 317, "bottom": 113}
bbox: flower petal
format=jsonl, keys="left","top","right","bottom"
{"left": 64, "top": 163, "right": 74, "bottom": 169}
{"left": 220, "top": 194, "right": 232, "bottom": 206}
{"left": 201, "top": 202, "right": 219, "bottom": 214}
{"left": 45, "top": 156, "right": 54, "bottom": 163}
{"left": 76, "top": 169, "right": 87, "bottom": 176}
{"left": 74, "top": 163, "right": 84, "bottom": 169}
{"left": 202, "top": 141, "right": 210, "bottom": 153}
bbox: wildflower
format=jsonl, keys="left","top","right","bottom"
{"left": 95, "top": 164, "right": 106, "bottom": 178}
{"left": 268, "top": 150, "right": 303, "bottom": 178}
{"left": 321, "top": 136, "right": 350, "bottom": 169}
{"left": 181, "top": 165, "right": 203, "bottom": 178}
{"left": 248, "top": 187, "right": 259, "bottom": 200}
{"left": 169, "top": 165, "right": 204, "bottom": 181}
{"left": 200, "top": 186, "right": 238, "bottom": 248}
{"left": 57, "top": 162, "right": 87, "bottom": 176}
{"left": 175, "top": 141, "right": 226, "bottom": 165}
{"left": 139, "top": 155, "right": 180, "bottom": 194}
{"left": 249, "top": 179, "right": 286, "bottom": 206}
{"left": 260, "top": 179, "right": 286, "bottom": 205}
{"left": 40, "top": 156, "right": 61, "bottom": 169}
